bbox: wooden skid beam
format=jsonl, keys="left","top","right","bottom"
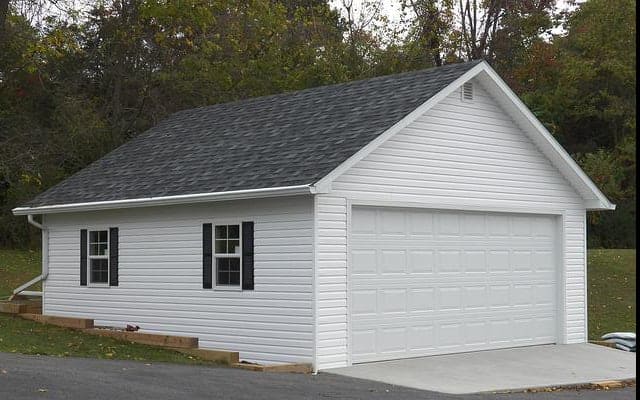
{"left": 232, "top": 362, "right": 312, "bottom": 374}
{"left": 19, "top": 313, "right": 94, "bottom": 329}
{"left": 84, "top": 328, "right": 198, "bottom": 349}
{"left": 174, "top": 348, "right": 240, "bottom": 365}
{"left": 0, "top": 302, "right": 25, "bottom": 314}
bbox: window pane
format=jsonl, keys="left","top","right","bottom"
{"left": 216, "top": 257, "right": 240, "bottom": 286}
{"left": 215, "top": 240, "right": 227, "bottom": 254}
{"left": 90, "top": 259, "right": 108, "bottom": 283}
{"left": 216, "top": 258, "right": 229, "bottom": 284}
{"left": 230, "top": 271, "right": 240, "bottom": 285}
{"left": 215, "top": 225, "right": 227, "bottom": 240}
{"left": 216, "top": 257, "right": 229, "bottom": 271}
{"left": 228, "top": 240, "right": 240, "bottom": 255}
{"left": 90, "top": 242, "right": 108, "bottom": 256}
{"left": 228, "top": 225, "right": 239, "bottom": 239}
{"left": 90, "top": 231, "right": 99, "bottom": 243}
{"left": 98, "top": 231, "right": 108, "bottom": 242}
{"left": 229, "top": 258, "right": 240, "bottom": 272}
{"left": 217, "top": 270, "right": 230, "bottom": 285}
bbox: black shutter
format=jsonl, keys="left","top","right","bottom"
{"left": 203, "top": 223, "right": 213, "bottom": 289}
{"left": 80, "top": 229, "right": 87, "bottom": 286}
{"left": 242, "top": 221, "right": 254, "bottom": 290}
{"left": 109, "top": 227, "right": 119, "bottom": 286}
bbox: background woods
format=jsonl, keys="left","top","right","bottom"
{"left": 0, "top": 0, "right": 636, "bottom": 248}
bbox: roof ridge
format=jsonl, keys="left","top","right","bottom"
{"left": 172, "top": 60, "right": 483, "bottom": 116}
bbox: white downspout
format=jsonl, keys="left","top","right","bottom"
{"left": 10, "top": 215, "right": 48, "bottom": 299}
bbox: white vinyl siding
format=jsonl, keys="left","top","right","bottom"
{"left": 315, "top": 195, "right": 349, "bottom": 369}
{"left": 43, "top": 196, "right": 313, "bottom": 365}
{"left": 315, "top": 78, "right": 587, "bottom": 369}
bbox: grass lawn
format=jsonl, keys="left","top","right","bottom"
{"left": 0, "top": 248, "right": 636, "bottom": 362}
{"left": 0, "top": 249, "right": 41, "bottom": 299}
{"left": 587, "top": 249, "right": 636, "bottom": 339}
{"left": 0, "top": 248, "right": 218, "bottom": 365}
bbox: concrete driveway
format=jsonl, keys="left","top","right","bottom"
{"left": 327, "top": 344, "right": 636, "bottom": 394}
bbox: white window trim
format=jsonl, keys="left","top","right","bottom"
{"left": 87, "top": 229, "right": 110, "bottom": 287}
{"left": 213, "top": 223, "right": 242, "bottom": 291}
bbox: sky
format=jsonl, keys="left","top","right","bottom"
{"left": 329, "top": 0, "right": 585, "bottom": 37}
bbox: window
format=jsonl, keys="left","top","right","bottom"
{"left": 214, "top": 224, "right": 241, "bottom": 287}
{"left": 89, "top": 230, "right": 109, "bottom": 284}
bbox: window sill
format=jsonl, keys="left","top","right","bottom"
{"left": 214, "top": 286, "right": 242, "bottom": 292}
{"left": 86, "top": 283, "right": 111, "bottom": 288}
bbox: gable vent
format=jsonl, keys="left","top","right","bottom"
{"left": 462, "top": 82, "right": 474, "bottom": 101}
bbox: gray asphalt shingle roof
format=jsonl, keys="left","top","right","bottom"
{"left": 24, "top": 61, "right": 480, "bottom": 208}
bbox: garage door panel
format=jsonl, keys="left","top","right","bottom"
{"left": 352, "top": 307, "right": 556, "bottom": 325}
{"left": 409, "top": 288, "right": 435, "bottom": 312}
{"left": 351, "top": 314, "right": 557, "bottom": 364}
{"left": 408, "top": 250, "right": 435, "bottom": 273}
{"left": 379, "top": 327, "right": 407, "bottom": 353}
{"left": 463, "top": 286, "right": 487, "bottom": 309}
{"left": 351, "top": 290, "right": 377, "bottom": 315}
{"left": 350, "top": 207, "right": 558, "bottom": 363}
{"left": 439, "top": 287, "right": 463, "bottom": 310}
{"left": 465, "top": 321, "right": 489, "bottom": 345}
{"left": 380, "top": 250, "right": 407, "bottom": 274}
{"left": 352, "top": 238, "right": 554, "bottom": 246}
{"left": 351, "top": 276, "right": 555, "bottom": 289}
{"left": 437, "top": 212, "right": 461, "bottom": 235}
{"left": 409, "top": 325, "right": 436, "bottom": 350}
{"left": 409, "top": 213, "right": 434, "bottom": 236}
{"left": 351, "top": 249, "right": 377, "bottom": 274}
{"left": 461, "top": 214, "right": 486, "bottom": 236}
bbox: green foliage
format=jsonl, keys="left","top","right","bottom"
{"left": 505, "top": 0, "right": 636, "bottom": 248}
{"left": 588, "top": 200, "right": 636, "bottom": 249}
{"left": 490, "top": 0, "right": 555, "bottom": 91}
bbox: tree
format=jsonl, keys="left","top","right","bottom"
{"left": 457, "top": 0, "right": 502, "bottom": 60}
{"left": 517, "top": 0, "right": 636, "bottom": 247}
{"left": 400, "top": 0, "right": 456, "bottom": 67}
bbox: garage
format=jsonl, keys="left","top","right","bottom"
{"left": 349, "top": 206, "right": 560, "bottom": 363}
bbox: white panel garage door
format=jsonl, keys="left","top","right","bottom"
{"left": 350, "top": 206, "right": 558, "bottom": 364}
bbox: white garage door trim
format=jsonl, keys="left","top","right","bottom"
{"left": 346, "top": 201, "right": 566, "bottom": 365}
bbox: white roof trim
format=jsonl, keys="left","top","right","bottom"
{"left": 12, "top": 185, "right": 313, "bottom": 215}
{"left": 314, "top": 61, "right": 615, "bottom": 211}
